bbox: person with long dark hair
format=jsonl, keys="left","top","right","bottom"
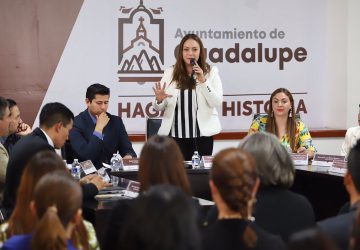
{"left": 138, "top": 135, "right": 191, "bottom": 194}
{"left": 248, "top": 87, "right": 316, "bottom": 158}
{"left": 152, "top": 34, "right": 223, "bottom": 160}
{"left": 102, "top": 135, "right": 198, "bottom": 250}
{"left": 0, "top": 151, "right": 99, "bottom": 250}
{"left": 3, "top": 171, "right": 83, "bottom": 250}
{"left": 119, "top": 185, "right": 200, "bottom": 250}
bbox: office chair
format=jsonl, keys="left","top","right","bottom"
{"left": 146, "top": 117, "right": 162, "bottom": 141}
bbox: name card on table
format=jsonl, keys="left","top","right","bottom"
{"left": 124, "top": 180, "right": 140, "bottom": 198}
{"left": 122, "top": 158, "right": 139, "bottom": 171}
{"left": 312, "top": 154, "right": 346, "bottom": 167}
{"left": 290, "top": 153, "right": 308, "bottom": 166}
{"left": 79, "top": 160, "right": 97, "bottom": 175}
{"left": 202, "top": 156, "right": 213, "bottom": 169}
{"left": 328, "top": 159, "right": 347, "bottom": 175}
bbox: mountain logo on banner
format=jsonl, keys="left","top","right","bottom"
{"left": 118, "top": 0, "right": 164, "bottom": 83}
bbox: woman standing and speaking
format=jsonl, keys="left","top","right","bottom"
{"left": 152, "top": 34, "right": 223, "bottom": 160}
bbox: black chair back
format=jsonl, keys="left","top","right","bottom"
{"left": 146, "top": 117, "right": 162, "bottom": 140}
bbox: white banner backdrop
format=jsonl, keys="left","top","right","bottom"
{"left": 36, "top": 0, "right": 327, "bottom": 134}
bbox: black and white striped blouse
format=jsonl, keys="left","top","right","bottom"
{"left": 170, "top": 89, "right": 200, "bottom": 138}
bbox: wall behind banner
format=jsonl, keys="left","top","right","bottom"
{"left": 0, "top": 0, "right": 84, "bottom": 123}
{"left": 0, "top": 0, "right": 358, "bottom": 137}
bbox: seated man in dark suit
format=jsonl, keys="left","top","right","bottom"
{"left": 317, "top": 139, "right": 360, "bottom": 250}
{"left": 69, "top": 83, "right": 136, "bottom": 168}
{"left": 2, "top": 102, "right": 108, "bottom": 215}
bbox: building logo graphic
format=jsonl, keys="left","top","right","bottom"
{"left": 118, "top": 0, "right": 164, "bottom": 83}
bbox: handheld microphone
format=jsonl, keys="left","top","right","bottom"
{"left": 190, "top": 58, "right": 199, "bottom": 154}
{"left": 190, "top": 58, "right": 196, "bottom": 79}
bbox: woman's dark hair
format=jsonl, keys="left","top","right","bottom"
{"left": 139, "top": 135, "right": 191, "bottom": 195}
{"left": 172, "top": 34, "right": 209, "bottom": 90}
{"left": 119, "top": 185, "right": 200, "bottom": 250}
{"left": 7, "top": 151, "right": 67, "bottom": 236}
{"left": 265, "top": 87, "right": 297, "bottom": 152}
{"left": 31, "top": 171, "right": 82, "bottom": 250}
{"left": 210, "top": 147, "right": 258, "bottom": 247}
{"left": 6, "top": 151, "right": 89, "bottom": 250}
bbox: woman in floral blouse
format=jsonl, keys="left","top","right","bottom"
{"left": 248, "top": 88, "right": 316, "bottom": 159}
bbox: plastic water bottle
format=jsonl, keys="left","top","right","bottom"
{"left": 110, "top": 154, "right": 121, "bottom": 185}
{"left": 115, "top": 151, "right": 123, "bottom": 171}
{"left": 71, "top": 159, "right": 81, "bottom": 181}
{"left": 192, "top": 151, "right": 201, "bottom": 169}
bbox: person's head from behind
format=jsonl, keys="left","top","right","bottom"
{"left": 86, "top": 83, "right": 110, "bottom": 116}
{"left": 344, "top": 140, "right": 360, "bottom": 200}
{"left": 6, "top": 99, "right": 22, "bottom": 134}
{"left": 0, "top": 96, "right": 11, "bottom": 136}
{"left": 8, "top": 151, "right": 67, "bottom": 236}
{"left": 31, "top": 171, "right": 82, "bottom": 250}
{"left": 39, "top": 102, "right": 74, "bottom": 149}
{"left": 210, "top": 148, "right": 258, "bottom": 219}
{"left": 288, "top": 228, "right": 339, "bottom": 250}
{"left": 210, "top": 148, "right": 258, "bottom": 247}
{"left": 139, "top": 135, "right": 191, "bottom": 194}
{"left": 119, "top": 185, "right": 200, "bottom": 250}
{"left": 240, "top": 132, "right": 295, "bottom": 188}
